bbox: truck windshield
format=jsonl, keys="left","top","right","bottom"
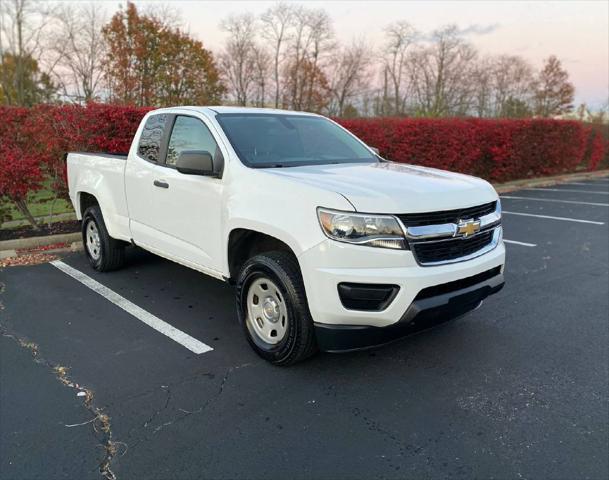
{"left": 215, "top": 113, "right": 378, "bottom": 168}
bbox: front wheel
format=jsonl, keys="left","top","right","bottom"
{"left": 236, "top": 251, "right": 318, "bottom": 366}
{"left": 82, "top": 206, "right": 125, "bottom": 272}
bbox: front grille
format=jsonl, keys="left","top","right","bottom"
{"left": 412, "top": 230, "right": 494, "bottom": 264}
{"left": 397, "top": 202, "right": 496, "bottom": 227}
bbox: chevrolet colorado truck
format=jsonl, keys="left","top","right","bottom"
{"left": 67, "top": 107, "right": 505, "bottom": 365}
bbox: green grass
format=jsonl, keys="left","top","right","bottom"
{"left": 3, "top": 179, "right": 75, "bottom": 222}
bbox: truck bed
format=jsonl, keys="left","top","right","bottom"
{"left": 66, "top": 151, "right": 131, "bottom": 241}
{"left": 68, "top": 151, "right": 127, "bottom": 161}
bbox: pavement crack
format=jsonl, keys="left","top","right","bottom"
{"left": 143, "top": 385, "right": 172, "bottom": 429}
{"left": 129, "top": 362, "right": 254, "bottom": 449}
{"left": 0, "top": 280, "right": 5, "bottom": 311}
{"left": 0, "top": 327, "right": 122, "bottom": 480}
{"left": 351, "top": 406, "right": 434, "bottom": 474}
{"left": 218, "top": 366, "right": 232, "bottom": 396}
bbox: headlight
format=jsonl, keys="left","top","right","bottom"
{"left": 317, "top": 208, "right": 406, "bottom": 249}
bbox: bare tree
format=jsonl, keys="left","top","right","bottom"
{"left": 471, "top": 57, "right": 493, "bottom": 117}
{"left": 533, "top": 55, "right": 575, "bottom": 117}
{"left": 52, "top": 3, "right": 107, "bottom": 102}
{"left": 251, "top": 44, "right": 271, "bottom": 107}
{"left": 285, "top": 5, "right": 312, "bottom": 109}
{"left": 409, "top": 25, "right": 478, "bottom": 116}
{"left": 490, "top": 54, "right": 534, "bottom": 116}
{"left": 220, "top": 13, "right": 258, "bottom": 106}
{"left": 302, "top": 8, "right": 333, "bottom": 111}
{"left": 283, "top": 5, "right": 333, "bottom": 111}
{"left": 383, "top": 21, "right": 417, "bottom": 115}
{"left": 328, "top": 39, "right": 372, "bottom": 116}
{"left": 213, "top": 5, "right": 575, "bottom": 119}
{"left": 260, "top": 2, "right": 294, "bottom": 108}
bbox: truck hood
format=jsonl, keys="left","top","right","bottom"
{"left": 266, "top": 162, "right": 498, "bottom": 213}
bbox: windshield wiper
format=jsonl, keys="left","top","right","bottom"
{"left": 252, "top": 162, "right": 287, "bottom": 168}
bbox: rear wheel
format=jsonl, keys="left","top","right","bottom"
{"left": 236, "top": 251, "right": 317, "bottom": 366}
{"left": 82, "top": 206, "right": 125, "bottom": 272}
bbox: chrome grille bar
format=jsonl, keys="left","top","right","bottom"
{"left": 394, "top": 201, "right": 502, "bottom": 266}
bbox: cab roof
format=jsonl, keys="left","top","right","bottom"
{"left": 157, "top": 106, "right": 320, "bottom": 117}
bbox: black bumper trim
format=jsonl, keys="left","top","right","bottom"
{"left": 314, "top": 271, "right": 505, "bottom": 352}
{"left": 337, "top": 282, "right": 400, "bottom": 311}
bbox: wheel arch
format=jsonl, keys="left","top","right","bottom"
{"left": 227, "top": 228, "right": 300, "bottom": 283}
{"left": 75, "top": 189, "right": 129, "bottom": 241}
{"left": 78, "top": 191, "right": 100, "bottom": 218}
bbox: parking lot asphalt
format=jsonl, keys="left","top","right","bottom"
{"left": 1, "top": 177, "right": 608, "bottom": 480}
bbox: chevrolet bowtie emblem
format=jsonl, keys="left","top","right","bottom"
{"left": 456, "top": 219, "right": 481, "bottom": 237}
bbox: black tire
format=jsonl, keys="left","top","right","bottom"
{"left": 236, "top": 251, "right": 318, "bottom": 366}
{"left": 82, "top": 205, "right": 125, "bottom": 272}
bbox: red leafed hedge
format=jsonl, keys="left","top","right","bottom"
{"left": 337, "top": 117, "right": 608, "bottom": 182}
{"left": 0, "top": 107, "right": 43, "bottom": 202}
{"left": 1, "top": 104, "right": 607, "bottom": 210}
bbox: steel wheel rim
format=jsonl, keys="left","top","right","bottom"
{"left": 86, "top": 220, "right": 101, "bottom": 260}
{"left": 246, "top": 277, "right": 288, "bottom": 345}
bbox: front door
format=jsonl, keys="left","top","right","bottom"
{"left": 146, "top": 114, "right": 225, "bottom": 273}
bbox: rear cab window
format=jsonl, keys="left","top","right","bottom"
{"left": 137, "top": 114, "right": 168, "bottom": 162}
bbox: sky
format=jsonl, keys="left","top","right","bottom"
{"left": 125, "top": 0, "right": 609, "bottom": 108}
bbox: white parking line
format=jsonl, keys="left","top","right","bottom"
{"left": 503, "top": 211, "right": 605, "bottom": 225}
{"left": 525, "top": 188, "right": 609, "bottom": 195}
{"left": 501, "top": 196, "right": 609, "bottom": 207}
{"left": 566, "top": 182, "right": 609, "bottom": 186}
{"left": 50, "top": 260, "right": 213, "bottom": 354}
{"left": 503, "top": 239, "right": 537, "bottom": 247}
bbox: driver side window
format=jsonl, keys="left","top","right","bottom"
{"left": 166, "top": 116, "right": 220, "bottom": 167}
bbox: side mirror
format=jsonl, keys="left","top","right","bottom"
{"left": 370, "top": 146, "right": 380, "bottom": 155}
{"left": 176, "top": 150, "right": 220, "bottom": 177}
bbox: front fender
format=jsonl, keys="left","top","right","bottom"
{"left": 222, "top": 167, "right": 354, "bottom": 274}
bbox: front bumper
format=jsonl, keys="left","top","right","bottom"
{"left": 314, "top": 268, "right": 504, "bottom": 352}
{"left": 299, "top": 236, "right": 505, "bottom": 326}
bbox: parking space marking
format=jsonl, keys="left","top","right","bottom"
{"left": 524, "top": 188, "right": 609, "bottom": 195}
{"left": 50, "top": 260, "right": 213, "bottom": 354}
{"left": 503, "top": 239, "right": 537, "bottom": 247}
{"left": 503, "top": 211, "right": 605, "bottom": 225}
{"left": 501, "top": 196, "right": 609, "bottom": 207}
{"left": 566, "top": 182, "right": 609, "bottom": 186}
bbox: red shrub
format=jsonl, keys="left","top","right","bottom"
{"left": 337, "top": 117, "right": 598, "bottom": 182}
{"left": 0, "top": 138, "right": 42, "bottom": 201}
{"left": 0, "top": 107, "right": 44, "bottom": 201}
{"left": 583, "top": 125, "right": 609, "bottom": 171}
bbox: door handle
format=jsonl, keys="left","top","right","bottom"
{"left": 153, "top": 180, "right": 169, "bottom": 189}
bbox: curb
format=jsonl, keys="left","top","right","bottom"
{"left": 493, "top": 170, "right": 609, "bottom": 193}
{"left": 0, "top": 249, "right": 17, "bottom": 259}
{"left": 45, "top": 242, "right": 84, "bottom": 255}
{"left": 1, "top": 212, "right": 76, "bottom": 230}
{"left": 0, "top": 232, "right": 81, "bottom": 252}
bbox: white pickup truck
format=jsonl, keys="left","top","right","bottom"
{"left": 67, "top": 106, "right": 505, "bottom": 365}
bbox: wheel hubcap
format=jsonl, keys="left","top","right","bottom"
{"left": 262, "top": 298, "right": 280, "bottom": 322}
{"left": 246, "top": 278, "right": 288, "bottom": 345}
{"left": 86, "top": 220, "right": 101, "bottom": 260}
